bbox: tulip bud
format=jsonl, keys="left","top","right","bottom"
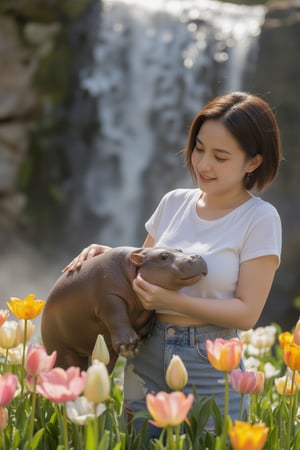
{"left": 166, "top": 355, "right": 188, "bottom": 390}
{"left": 84, "top": 361, "right": 110, "bottom": 404}
{"left": 91, "top": 334, "right": 110, "bottom": 365}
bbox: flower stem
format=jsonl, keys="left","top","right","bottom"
{"left": 166, "top": 425, "right": 174, "bottom": 450}
{"left": 93, "top": 404, "right": 98, "bottom": 446}
{"left": 1, "top": 430, "right": 6, "bottom": 450}
{"left": 28, "top": 376, "right": 37, "bottom": 442}
{"left": 61, "top": 404, "right": 70, "bottom": 450}
{"left": 219, "top": 371, "right": 230, "bottom": 450}
{"left": 286, "top": 370, "right": 296, "bottom": 449}
{"left": 20, "top": 319, "right": 28, "bottom": 396}
{"left": 239, "top": 393, "right": 244, "bottom": 420}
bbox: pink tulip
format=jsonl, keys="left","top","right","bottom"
{"left": 37, "top": 367, "right": 86, "bottom": 403}
{"left": 0, "top": 310, "right": 9, "bottom": 327}
{"left": 25, "top": 344, "right": 57, "bottom": 376}
{"left": 230, "top": 369, "right": 258, "bottom": 394}
{"left": 146, "top": 391, "right": 194, "bottom": 428}
{"left": 206, "top": 338, "right": 243, "bottom": 371}
{"left": 0, "top": 373, "right": 18, "bottom": 406}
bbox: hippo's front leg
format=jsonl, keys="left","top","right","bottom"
{"left": 95, "top": 294, "right": 140, "bottom": 357}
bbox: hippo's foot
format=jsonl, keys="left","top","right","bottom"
{"left": 111, "top": 328, "right": 140, "bottom": 358}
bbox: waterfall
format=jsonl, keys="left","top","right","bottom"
{"left": 79, "top": 0, "right": 266, "bottom": 247}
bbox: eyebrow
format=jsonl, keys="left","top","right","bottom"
{"left": 196, "top": 137, "right": 232, "bottom": 155}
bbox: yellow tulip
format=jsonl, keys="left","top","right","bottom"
{"left": 229, "top": 420, "right": 268, "bottom": 450}
{"left": 7, "top": 294, "right": 45, "bottom": 320}
{"left": 166, "top": 355, "right": 188, "bottom": 390}
{"left": 275, "top": 374, "right": 297, "bottom": 395}
{"left": 278, "top": 331, "right": 293, "bottom": 348}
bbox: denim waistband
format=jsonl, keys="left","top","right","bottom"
{"left": 150, "top": 319, "right": 237, "bottom": 346}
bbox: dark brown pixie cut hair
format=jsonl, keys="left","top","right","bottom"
{"left": 184, "top": 91, "right": 282, "bottom": 192}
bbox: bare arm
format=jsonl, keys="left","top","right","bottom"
{"left": 132, "top": 254, "right": 278, "bottom": 330}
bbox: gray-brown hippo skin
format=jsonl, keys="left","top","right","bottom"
{"left": 41, "top": 246, "right": 207, "bottom": 373}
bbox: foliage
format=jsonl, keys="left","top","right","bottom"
{"left": 0, "top": 295, "right": 299, "bottom": 449}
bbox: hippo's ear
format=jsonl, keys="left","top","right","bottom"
{"left": 130, "top": 253, "right": 145, "bottom": 267}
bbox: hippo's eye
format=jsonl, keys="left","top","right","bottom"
{"left": 160, "top": 253, "right": 169, "bottom": 260}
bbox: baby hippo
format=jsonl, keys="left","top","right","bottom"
{"left": 41, "top": 246, "right": 207, "bottom": 372}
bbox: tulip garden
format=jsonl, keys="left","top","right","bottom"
{"left": 0, "top": 294, "right": 299, "bottom": 449}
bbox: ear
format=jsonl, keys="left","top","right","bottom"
{"left": 247, "top": 154, "right": 263, "bottom": 172}
{"left": 130, "top": 253, "right": 145, "bottom": 267}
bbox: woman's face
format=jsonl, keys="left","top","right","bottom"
{"left": 191, "top": 119, "right": 261, "bottom": 196}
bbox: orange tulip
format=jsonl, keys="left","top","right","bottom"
{"left": 146, "top": 391, "right": 193, "bottom": 428}
{"left": 229, "top": 420, "right": 268, "bottom": 450}
{"left": 293, "top": 317, "right": 300, "bottom": 345}
{"left": 7, "top": 294, "right": 45, "bottom": 320}
{"left": 251, "top": 371, "right": 265, "bottom": 395}
{"left": 0, "top": 310, "right": 9, "bottom": 328}
{"left": 206, "top": 338, "right": 243, "bottom": 371}
{"left": 295, "top": 371, "right": 300, "bottom": 389}
{"left": 283, "top": 343, "right": 300, "bottom": 371}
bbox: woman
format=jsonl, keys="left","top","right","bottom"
{"left": 64, "top": 91, "right": 282, "bottom": 443}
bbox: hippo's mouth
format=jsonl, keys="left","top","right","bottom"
{"left": 180, "top": 273, "right": 205, "bottom": 282}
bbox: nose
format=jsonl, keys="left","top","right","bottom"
{"left": 194, "top": 150, "right": 211, "bottom": 171}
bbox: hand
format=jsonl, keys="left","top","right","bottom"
{"left": 62, "top": 244, "right": 111, "bottom": 272}
{"left": 132, "top": 273, "right": 175, "bottom": 310}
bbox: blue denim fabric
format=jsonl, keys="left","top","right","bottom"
{"left": 123, "top": 319, "right": 249, "bottom": 447}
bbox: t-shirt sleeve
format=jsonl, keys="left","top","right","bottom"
{"left": 240, "top": 207, "right": 282, "bottom": 266}
{"left": 145, "top": 191, "right": 172, "bottom": 239}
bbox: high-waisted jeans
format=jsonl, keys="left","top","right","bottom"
{"left": 123, "top": 319, "right": 248, "bottom": 446}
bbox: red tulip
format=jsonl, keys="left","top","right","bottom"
{"left": 37, "top": 367, "right": 86, "bottom": 403}
{"left": 230, "top": 369, "right": 258, "bottom": 394}
{"left": 206, "top": 338, "right": 243, "bottom": 371}
{"left": 0, "top": 373, "right": 18, "bottom": 406}
{"left": 25, "top": 344, "right": 57, "bottom": 376}
{"left": 146, "top": 391, "right": 194, "bottom": 427}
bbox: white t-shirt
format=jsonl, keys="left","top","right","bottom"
{"left": 145, "top": 188, "right": 281, "bottom": 311}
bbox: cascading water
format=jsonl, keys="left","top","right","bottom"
{"left": 79, "top": 0, "right": 266, "bottom": 247}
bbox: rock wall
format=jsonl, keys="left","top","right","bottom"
{"left": 0, "top": 0, "right": 99, "bottom": 244}
{"left": 244, "top": 0, "right": 300, "bottom": 328}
